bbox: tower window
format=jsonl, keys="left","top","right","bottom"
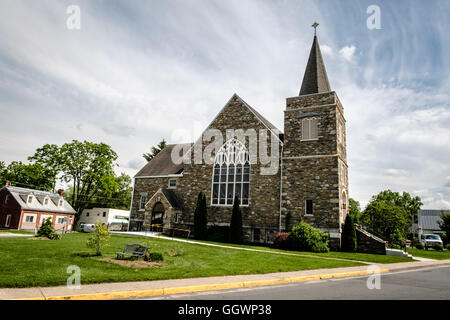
{"left": 302, "top": 118, "right": 319, "bottom": 140}
{"left": 305, "top": 200, "right": 314, "bottom": 215}
{"left": 212, "top": 139, "right": 250, "bottom": 206}
{"left": 168, "top": 179, "right": 177, "bottom": 188}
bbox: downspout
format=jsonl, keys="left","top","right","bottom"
{"left": 279, "top": 144, "right": 284, "bottom": 232}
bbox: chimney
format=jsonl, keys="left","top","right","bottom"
{"left": 5, "top": 180, "right": 10, "bottom": 187}
{"left": 57, "top": 189, "right": 64, "bottom": 197}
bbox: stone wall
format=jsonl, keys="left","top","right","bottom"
{"left": 356, "top": 226, "right": 388, "bottom": 255}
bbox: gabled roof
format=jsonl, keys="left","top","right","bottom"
{"left": 418, "top": 210, "right": 445, "bottom": 231}
{"left": 299, "top": 35, "right": 331, "bottom": 96}
{"left": 2, "top": 186, "right": 76, "bottom": 215}
{"left": 134, "top": 143, "right": 192, "bottom": 178}
{"left": 161, "top": 189, "right": 184, "bottom": 210}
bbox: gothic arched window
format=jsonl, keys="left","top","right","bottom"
{"left": 211, "top": 139, "right": 250, "bottom": 206}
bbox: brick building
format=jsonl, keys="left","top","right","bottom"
{"left": 130, "top": 31, "right": 349, "bottom": 248}
{"left": 0, "top": 182, "right": 76, "bottom": 232}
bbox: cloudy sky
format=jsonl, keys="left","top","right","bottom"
{"left": 0, "top": 0, "right": 449, "bottom": 209}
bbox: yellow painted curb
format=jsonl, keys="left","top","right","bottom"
{"left": 14, "top": 269, "right": 390, "bottom": 301}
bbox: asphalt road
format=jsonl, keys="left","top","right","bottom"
{"left": 141, "top": 266, "right": 450, "bottom": 300}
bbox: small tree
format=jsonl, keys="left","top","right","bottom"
{"left": 438, "top": 211, "right": 450, "bottom": 245}
{"left": 194, "top": 192, "right": 207, "bottom": 240}
{"left": 37, "top": 217, "right": 60, "bottom": 240}
{"left": 86, "top": 223, "right": 110, "bottom": 256}
{"left": 341, "top": 214, "right": 357, "bottom": 252}
{"left": 229, "top": 196, "right": 243, "bottom": 244}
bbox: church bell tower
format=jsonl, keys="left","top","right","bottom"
{"left": 281, "top": 23, "right": 349, "bottom": 249}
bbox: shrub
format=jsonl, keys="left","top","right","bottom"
{"left": 432, "top": 243, "right": 443, "bottom": 251}
{"left": 446, "top": 244, "right": 450, "bottom": 250}
{"left": 229, "top": 196, "right": 243, "bottom": 244}
{"left": 86, "top": 223, "right": 110, "bottom": 256}
{"left": 37, "top": 218, "right": 60, "bottom": 240}
{"left": 194, "top": 192, "right": 207, "bottom": 240}
{"left": 415, "top": 243, "right": 424, "bottom": 250}
{"left": 288, "top": 222, "right": 329, "bottom": 253}
{"left": 341, "top": 214, "right": 357, "bottom": 252}
{"left": 273, "top": 232, "right": 290, "bottom": 249}
{"left": 145, "top": 252, "right": 164, "bottom": 262}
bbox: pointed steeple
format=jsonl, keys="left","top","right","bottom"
{"left": 299, "top": 23, "right": 331, "bottom": 96}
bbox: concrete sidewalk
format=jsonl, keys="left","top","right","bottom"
{"left": 2, "top": 259, "right": 450, "bottom": 300}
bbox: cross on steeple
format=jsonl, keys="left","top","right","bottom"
{"left": 312, "top": 22, "right": 319, "bottom": 36}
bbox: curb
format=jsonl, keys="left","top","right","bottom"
{"left": 17, "top": 268, "right": 390, "bottom": 301}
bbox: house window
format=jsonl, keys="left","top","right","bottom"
{"left": 302, "top": 118, "right": 319, "bottom": 140}
{"left": 5, "top": 195, "right": 9, "bottom": 204}
{"left": 168, "top": 179, "right": 177, "bottom": 189}
{"left": 103, "top": 212, "right": 106, "bottom": 217}
{"left": 5, "top": 215, "right": 12, "bottom": 227}
{"left": 25, "top": 216, "right": 34, "bottom": 223}
{"left": 58, "top": 199, "right": 63, "bottom": 207}
{"left": 139, "top": 196, "right": 147, "bottom": 210}
{"left": 27, "top": 195, "right": 33, "bottom": 204}
{"left": 211, "top": 139, "right": 250, "bottom": 206}
{"left": 305, "top": 200, "right": 314, "bottom": 215}
{"left": 69, "top": 217, "right": 73, "bottom": 225}
{"left": 44, "top": 198, "right": 49, "bottom": 206}
{"left": 86, "top": 212, "right": 90, "bottom": 217}
{"left": 57, "top": 217, "right": 66, "bottom": 224}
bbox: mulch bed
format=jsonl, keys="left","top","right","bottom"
{"left": 99, "top": 258, "right": 163, "bottom": 268}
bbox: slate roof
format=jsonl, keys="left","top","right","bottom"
{"left": 2, "top": 186, "right": 76, "bottom": 214}
{"left": 418, "top": 210, "right": 445, "bottom": 231}
{"left": 299, "top": 35, "right": 331, "bottom": 96}
{"left": 161, "top": 189, "right": 184, "bottom": 210}
{"left": 134, "top": 143, "right": 192, "bottom": 178}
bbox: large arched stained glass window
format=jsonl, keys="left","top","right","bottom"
{"left": 212, "top": 139, "right": 250, "bottom": 206}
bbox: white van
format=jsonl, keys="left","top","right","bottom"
{"left": 79, "top": 223, "right": 95, "bottom": 233}
{"left": 420, "top": 234, "right": 443, "bottom": 249}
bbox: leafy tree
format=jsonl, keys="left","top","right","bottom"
{"left": 143, "top": 139, "right": 166, "bottom": 162}
{"left": 349, "top": 198, "right": 361, "bottom": 222}
{"left": 28, "top": 144, "right": 62, "bottom": 191}
{"left": 341, "top": 214, "right": 357, "bottom": 252}
{"left": 194, "top": 192, "right": 207, "bottom": 240}
{"left": 86, "top": 223, "right": 110, "bottom": 256}
{"left": 372, "top": 190, "right": 422, "bottom": 225}
{"left": 37, "top": 218, "right": 60, "bottom": 240}
{"left": 3, "top": 161, "right": 54, "bottom": 191}
{"left": 360, "top": 199, "right": 408, "bottom": 246}
{"left": 0, "top": 161, "right": 6, "bottom": 184}
{"left": 88, "top": 173, "right": 133, "bottom": 210}
{"left": 229, "top": 196, "right": 243, "bottom": 244}
{"left": 57, "top": 140, "right": 118, "bottom": 221}
{"left": 439, "top": 211, "right": 450, "bottom": 245}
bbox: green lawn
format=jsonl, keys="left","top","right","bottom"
{"left": 0, "top": 229, "right": 34, "bottom": 234}
{"left": 0, "top": 233, "right": 367, "bottom": 288}
{"left": 407, "top": 248, "right": 450, "bottom": 260}
{"left": 176, "top": 238, "right": 413, "bottom": 264}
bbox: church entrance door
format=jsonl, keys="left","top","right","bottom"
{"left": 151, "top": 202, "right": 165, "bottom": 229}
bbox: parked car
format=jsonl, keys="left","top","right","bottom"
{"left": 420, "top": 234, "right": 443, "bottom": 250}
{"left": 79, "top": 223, "right": 95, "bottom": 233}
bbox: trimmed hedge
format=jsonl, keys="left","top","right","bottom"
{"left": 288, "top": 222, "right": 329, "bottom": 253}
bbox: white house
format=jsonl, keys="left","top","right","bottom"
{"left": 78, "top": 208, "right": 130, "bottom": 231}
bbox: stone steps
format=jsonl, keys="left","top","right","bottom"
{"left": 386, "top": 248, "right": 413, "bottom": 259}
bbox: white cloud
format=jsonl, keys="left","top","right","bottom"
{"left": 339, "top": 45, "right": 356, "bottom": 62}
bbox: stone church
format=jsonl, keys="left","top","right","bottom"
{"left": 130, "top": 30, "right": 349, "bottom": 249}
